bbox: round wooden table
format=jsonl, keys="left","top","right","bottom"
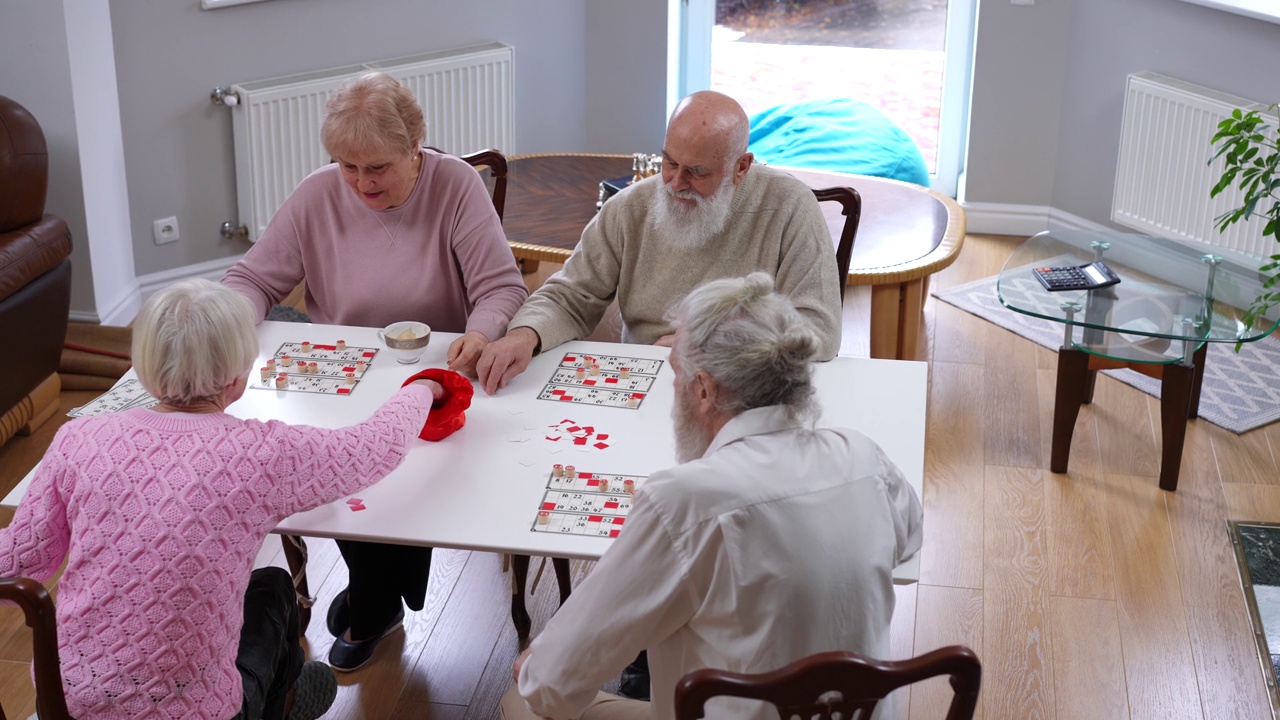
{"left": 503, "top": 153, "right": 965, "bottom": 360}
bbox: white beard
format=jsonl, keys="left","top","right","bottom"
{"left": 649, "top": 173, "right": 737, "bottom": 248}
{"left": 672, "top": 382, "right": 716, "bottom": 464}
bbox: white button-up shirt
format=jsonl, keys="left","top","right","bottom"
{"left": 517, "top": 405, "right": 924, "bottom": 720}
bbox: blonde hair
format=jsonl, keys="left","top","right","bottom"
{"left": 132, "top": 279, "right": 258, "bottom": 406}
{"left": 321, "top": 72, "right": 426, "bottom": 161}
{"left": 672, "top": 272, "right": 820, "bottom": 423}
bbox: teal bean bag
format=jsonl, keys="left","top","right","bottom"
{"left": 748, "top": 98, "right": 930, "bottom": 187}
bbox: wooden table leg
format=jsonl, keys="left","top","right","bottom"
{"left": 1159, "top": 361, "right": 1196, "bottom": 492}
{"left": 1050, "top": 347, "right": 1091, "bottom": 474}
{"left": 281, "top": 534, "right": 313, "bottom": 631}
{"left": 869, "top": 284, "right": 903, "bottom": 360}
{"left": 517, "top": 258, "right": 540, "bottom": 275}
{"left": 511, "top": 554, "right": 532, "bottom": 637}
{"left": 898, "top": 279, "right": 925, "bottom": 361}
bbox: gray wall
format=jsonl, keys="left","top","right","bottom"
{"left": 965, "top": 0, "right": 1280, "bottom": 224}
{"left": 583, "top": 2, "right": 670, "bottom": 154}
{"left": 2, "top": 0, "right": 96, "bottom": 312}
{"left": 109, "top": 0, "right": 590, "bottom": 278}
{"left": 1049, "top": 0, "right": 1280, "bottom": 225}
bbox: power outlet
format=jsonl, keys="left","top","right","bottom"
{"left": 153, "top": 216, "right": 180, "bottom": 245}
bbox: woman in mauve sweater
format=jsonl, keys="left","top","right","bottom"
{"left": 0, "top": 279, "right": 441, "bottom": 720}
{"left": 222, "top": 71, "right": 526, "bottom": 671}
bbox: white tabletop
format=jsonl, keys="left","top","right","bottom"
{"left": 5, "top": 321, "right": 926, "bottom": 582}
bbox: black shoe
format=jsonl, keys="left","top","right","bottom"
{"left": 326, "top": 587, "right": 350, "bottom": 638}
{"left": 327, "top": 607, "right": 404, "bottom": 673}
{"left": 618, "top": 652, "right": 651, "bottom": 701}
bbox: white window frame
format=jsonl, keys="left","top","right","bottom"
{"left": 1176, "top": 0, "right": 1280, "bottom": 24}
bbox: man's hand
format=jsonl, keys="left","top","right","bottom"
{"left": 446, "top": 331, "right": 490, "bottom": 377}
{"left": 512, "top": 647, "right": 533, "bottom": 683}
{"left": 476, "top": 327, "right": 540, "bottom": 395}
{"left": 653, "top": 334, "right": 675, "bottom": 348}
{"left": 409, "top": 378, "right": 446, "bottom": 401}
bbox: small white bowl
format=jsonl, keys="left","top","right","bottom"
{"left": 378, "top": 321, "right": 431, "bottom": 364}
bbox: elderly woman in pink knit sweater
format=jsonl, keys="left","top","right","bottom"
{"left": 223, "top": 71, "right": 527, "bottom": 672}
{"left": 0, "top": 279, "right": 442, "bottom": 720}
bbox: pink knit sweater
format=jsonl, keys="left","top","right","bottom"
{"left": 0, "top": 384, "right": 432, "bottom": 720}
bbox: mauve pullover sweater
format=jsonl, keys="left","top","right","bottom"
{"left": 223, "top": 149, "right": 528, "bottom": 338}
{"left": 0, "top": 384, "right": 431, "bottom": 720}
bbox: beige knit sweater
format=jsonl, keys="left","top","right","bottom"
{"left": 509, "top": 163, "right": 842, "bottom": 359}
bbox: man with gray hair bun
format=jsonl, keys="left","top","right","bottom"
{"left": 500, "top": 273, "right": 923, "bottom": 720}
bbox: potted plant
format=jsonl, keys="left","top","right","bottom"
{"left": 1210, "top": 103, "right": 1280, "bottom": 328}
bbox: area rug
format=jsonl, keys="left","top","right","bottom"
{"left": 933, "top": 272, "right": 1280, "bottom": 434}
{"left": 1229, "top": 520, "right": 1280, "bottom": 713}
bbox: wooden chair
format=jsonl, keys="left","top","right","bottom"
{"left": 0, "top": 577, "right": 72, "bottom": 720}
{"left": 426, "top": 146, "right": 508, "bottom": 220}
{"left": 674, "top": 645, "right": 981, "bottom": 720}
{"left": 812, "top": 185, "right": 862, "bottom": 306}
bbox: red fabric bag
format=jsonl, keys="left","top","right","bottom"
{"left": 402, "top": 368, "right": 475, "bottom": 441}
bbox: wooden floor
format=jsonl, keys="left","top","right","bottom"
{"left": 2, "top": 232, "right": 1277, "bottom": 719}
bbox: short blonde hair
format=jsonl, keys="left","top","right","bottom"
{"left": 132, "top": 279, "right": 258, "bottom": 406}
{"left": 321, "top": 72, "right": 426, "bottom": 161}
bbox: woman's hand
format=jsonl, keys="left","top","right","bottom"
{"left": 447, "top": 331, "right": 490, "bottom": 377}
{"left": 409, "top": 378, "right": 446, "bottom": 401}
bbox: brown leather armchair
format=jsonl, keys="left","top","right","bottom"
{"left": 0, "top": 95, "right": 73, "bottom": 447}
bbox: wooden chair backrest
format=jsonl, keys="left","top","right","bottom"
{"left": 674, "top": 645, "right": 981, "bottom": 720}
{"left": 812, "top": 186, "right": 862, "bottom": 305}
{"left": 0, "top": 577, "right": 72, "bottom": 720}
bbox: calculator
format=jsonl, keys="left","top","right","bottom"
{"left": 1032, "top": 261, "right": 1121, "bottom": 292}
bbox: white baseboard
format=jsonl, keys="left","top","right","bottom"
{"left": 1047, "top": 207, "right": 1114, "bottom": 233}
{"left": 961, "top": 202, "right": 1117, "bottom": 237}
{"left": 960, "top": 202, "right": 1051, "bottom": 236}
{"left": 137, "top": 254, "right": 246, "bottom": 300}
{"left": 68, "top": 254, "right": 245, "bottom": 325}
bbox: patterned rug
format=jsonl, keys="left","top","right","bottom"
{"left": 933, "top": 272, "right": 1280, "bottom": 434}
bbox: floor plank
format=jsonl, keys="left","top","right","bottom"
{"left": 910, "top": 584, "right": 984, "bottom": 720}
{"left": 1049, "top": 596, "right": 1129, "bottom": 720}
{"left": 1185, "top": 601, "right": 1274, "bottom": 719}
{"left": 1106, "top": 474, "right": 1203, "bottom": 720}
{"left": 1039, "top": 368, "right": 1116, "bottom": 600}
{"left": 920, "top": 361, "right": 985, "bottom": 589}
{"left": 982, "top": 465, "right": 1053, "bottom": 720}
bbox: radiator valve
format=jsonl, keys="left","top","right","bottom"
{"left": 220, "top": 222, "right": 249, "bottom": 241}
{"left": 210, "top": 87, "right": 240, "bottom": 107}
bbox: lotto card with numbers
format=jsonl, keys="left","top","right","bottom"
{"left": 68, "top": 378, "right": 159, "bottom": 417}
{"left": 249, "top": 340, "right": 378, "bottom": 395}
{"left": 538, "top": 352, "right": 663, "bottom": 409}
{"left": 532, "top": 467, "right": 646, "bottom": 538}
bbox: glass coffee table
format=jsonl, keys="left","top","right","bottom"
{"left": 997, "top": 230, "right": 1279, "bottom": 491}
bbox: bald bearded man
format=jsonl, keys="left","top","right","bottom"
{"left": 476, "top": 91, "right": 842, "bottom": 395}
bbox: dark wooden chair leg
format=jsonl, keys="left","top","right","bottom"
{"left": 281, "top": 534, "right": 312, "bottom": 631}
{"left": 1159, "top": 362, "right": 1195, "bottom": 492}
{"left": 511, "top": 553, "right": 532, "bottom": 637}
{"left": 552, "top": 557, "right": 573, "bottom": 604}
{"left": 1051, "top": 347, "right": 1091, "bottom": 474}
{"left": 1187, "top": 342, "right": 1208, "bottom": 419}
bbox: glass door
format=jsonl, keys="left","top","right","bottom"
{"left": 677, "top": 0, "right": 975, "bottom": 197}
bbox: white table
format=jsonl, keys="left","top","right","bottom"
{"left": 4, "top": 322, "right": 926, "bottom": 624}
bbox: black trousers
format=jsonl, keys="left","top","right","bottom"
{"left": 336, "top": 539, "right": 433, "bottom": 639}
{"left": 234, "top": 567, "right": 304, "bottom": 720}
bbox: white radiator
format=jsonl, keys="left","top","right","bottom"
{"left": 229, "top": 42, "right": 514, "bottom": 241}
{"left": 1112, "top": 71, "right": 1270, "bottom": 258}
